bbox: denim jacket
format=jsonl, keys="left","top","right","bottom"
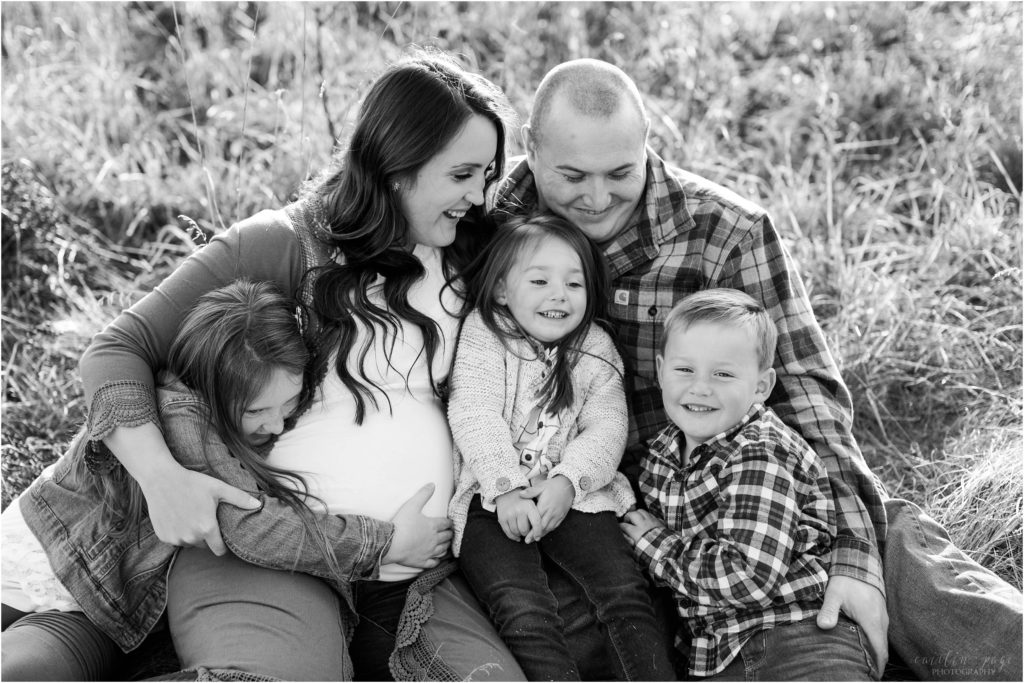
{"left": 20, "top": 374, "right": 395, "bottom": 652}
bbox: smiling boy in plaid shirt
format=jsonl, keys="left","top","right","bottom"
{"left": 620, "top": 288, "right": 877, "bottom": 680}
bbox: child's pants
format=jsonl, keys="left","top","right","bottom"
{"left": 459, "top": 497, "right": 675, "bottom": 681}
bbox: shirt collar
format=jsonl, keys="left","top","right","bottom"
{"left": 649, "top": 403, "right": 767, "bottom": 470}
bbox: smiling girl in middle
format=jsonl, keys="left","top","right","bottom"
{"left": 446, "top": 212, "right": 674, "bottom": 681}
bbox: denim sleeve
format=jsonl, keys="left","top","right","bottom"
{"left": 80, "top": 210, "right": 306, "bottom": 438}
{"left": 163, "top": 395, "right": 394, "bottom": 582}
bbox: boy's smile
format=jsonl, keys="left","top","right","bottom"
{"left": 656, "top": 321, "right": 775, "bottom": 461}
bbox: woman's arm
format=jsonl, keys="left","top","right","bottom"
{"left": 106, "top": 423, "right": 260, "bottom": 555}
{"left": 80, "top": 211, "right": 306, "bottom": 551}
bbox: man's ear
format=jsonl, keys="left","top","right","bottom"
{"left": 523, "top": 123, "right": 536, "bottom": 165}
{"left": 755, "top": 367, "right": 776, "bottom": 402}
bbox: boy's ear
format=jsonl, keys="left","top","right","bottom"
{"left": 755, "top": 367, "right": 776, "bottom": 402}
{"left": 495, "top": 279, "right": 508, "bottom": 305}
{"left": 655, "top": 353, "right": 664, "bottom": 384}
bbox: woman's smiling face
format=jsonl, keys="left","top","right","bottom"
{"left": 399, "top": 114, "right": 498, "bottom": 249}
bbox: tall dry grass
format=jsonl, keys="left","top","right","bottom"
{"left": 2, "top": 2, "right": 1021, "bottom": 589}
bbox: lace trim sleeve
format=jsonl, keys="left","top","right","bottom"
{"left": 84, "top": 380, "right": 160, "bottom": 472}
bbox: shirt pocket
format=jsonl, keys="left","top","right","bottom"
{"left": 607, "top": 281, "right": 680, "bottom": 382}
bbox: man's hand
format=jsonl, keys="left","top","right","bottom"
{"left": 384, "top": 483, "right": 453, "bottom": 568}
{"left": 140, "top": 465, "right": 260, "bottom": 556}
{"left": 619, "top": 508, "right": 665, "bottom": 545}
{"left": 495, "top": 489, "right": 542, "bottom": 542}
{"left": 817, "top": 575, "right": 889, "bottom": 673}
{"left": 520, "top": 475, "right": 573, "bottom": 541}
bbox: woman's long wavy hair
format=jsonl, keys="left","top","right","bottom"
{"left": 304, "top": 49, "right": 513, "bottom": 423}
{"left": 462, "top": 213, "right": 615, "bottom": 414}
{"left": 94, "top": 281, "right": 340, "bottom": 576}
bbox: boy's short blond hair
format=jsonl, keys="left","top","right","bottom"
{"left": 660, "top": 288, "right": 778, "bottom": 370}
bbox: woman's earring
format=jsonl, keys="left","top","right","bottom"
{"left": 392, "top": 181, "right": 400, "bottom": 192}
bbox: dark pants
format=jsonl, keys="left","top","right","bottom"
{"left": 1, "top": 605, "right": 120, "bottom": 681}
{"left": 351, "top": 578, "right": 414, "bottom": 681}
{"left": 459, "top": 497, "right": 674, "bottom": 681}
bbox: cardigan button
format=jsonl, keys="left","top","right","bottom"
{"left": 579, "top": 476, "right": 592, "bottom": 491}
{"left": 496, "top": 477, "right": 511, "bottom": 492}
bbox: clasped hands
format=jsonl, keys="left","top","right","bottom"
{"left": 495, "top": 474, "right": 574, "bottom": 543}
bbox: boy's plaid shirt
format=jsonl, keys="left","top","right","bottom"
{"left": 635, "top": 404, "right": 834, "bottom": 675}
{"left": 497, "top": 151, "right": 888, "bottom": 593}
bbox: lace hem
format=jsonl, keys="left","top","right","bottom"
{"left": 389, "top": 560, "right": 460, "bottom": 681}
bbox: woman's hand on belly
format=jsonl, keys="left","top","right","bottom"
{"left": 382, "top": 483, "right": 453, "bottom": 568}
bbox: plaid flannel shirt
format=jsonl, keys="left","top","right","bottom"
{"left": 635, "top": 404, "right": 834, "bottom": 675}
{"left": 496, "top": 150, "right": 887, "bottom": 593}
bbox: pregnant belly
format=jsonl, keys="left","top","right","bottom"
{"left": 268, "top": 394, "right": 454, "bottom": 521}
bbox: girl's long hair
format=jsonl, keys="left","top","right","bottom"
{"left": 462, "top": 213, "right": 613, "bottom": 414}
{"left": 94, "top": 280, "right": 340, "bottom": 576}
{"left": 304, "top": 49, "right": 513, "bottom": 422}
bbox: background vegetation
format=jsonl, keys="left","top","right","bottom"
{"left": 3, "top": 0, "right": 1022, "bottom": 597}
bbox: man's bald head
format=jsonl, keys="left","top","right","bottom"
{"left": 528, "top": 59, "right": 648, "bottom": 149}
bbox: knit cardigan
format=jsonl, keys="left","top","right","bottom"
{"left": 447, "top": 310, "right": 635, "bottom": 555}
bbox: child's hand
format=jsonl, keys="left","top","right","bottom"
{"left": 385, "top": 483, "right": 453, "bottom": 568}
{"left": 495, "top": 489, "right": 542, "bottom": 542}
{"left": 619, "top": 509, "right": 665, "bottom": 545}
{"left": 520, "top": 475, "right": 574, "bottom": 541}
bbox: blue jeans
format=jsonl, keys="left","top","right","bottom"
{"left": 884, "top": 498, "right": 1023, "bottom": 681}
{"left": 702, "top": 616, "right": 876, "bottom": 681}
{"left": 459, "top": 497, "right": 674, "bottom": 681}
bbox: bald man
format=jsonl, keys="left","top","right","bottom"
{"left": 496, "top": 58, "right": 1021, "bottom": 681}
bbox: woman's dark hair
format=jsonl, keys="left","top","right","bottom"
{"left": 94, "top": 280, "right": 340, "bottom": 576}
{"left": 306, "top": 49, "right": 513, "bottom": 422}
{"left": 464, "top": 212, "right": 613, "bottom": 414}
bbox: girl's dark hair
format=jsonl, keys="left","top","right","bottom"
{"left": 95, "top": 280, "right": 340, "bottom": 576}
{"left": 306, "top": 49, "right": 513, "bottom": 422}
{"left": 464, "top": 212, "right": 612, "bottom": 414}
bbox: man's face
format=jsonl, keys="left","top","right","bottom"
{"left": 526, "top": 95, "right": 648, "bottom": 244}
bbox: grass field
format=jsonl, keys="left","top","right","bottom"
{"left": 2, "top": 1, "right": 1022, "bottom": 589}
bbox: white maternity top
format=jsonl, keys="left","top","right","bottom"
{"left": 267, "top": 245, "right": 460, "bottom": 581}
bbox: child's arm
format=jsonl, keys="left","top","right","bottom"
{"left": 448, "top": 313, "right": 537, "bottom": 525}
{"left": 166, "top": 402, "right": 452, "bottom": 580}
{"left": 545, "top": 328, "right": 628, "bottom": 504}
{"left": 629, "top": 448, "right": 817, "bottom": 610}
{"left": 80, "top": 212, "right": 305, "bottom": 552}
